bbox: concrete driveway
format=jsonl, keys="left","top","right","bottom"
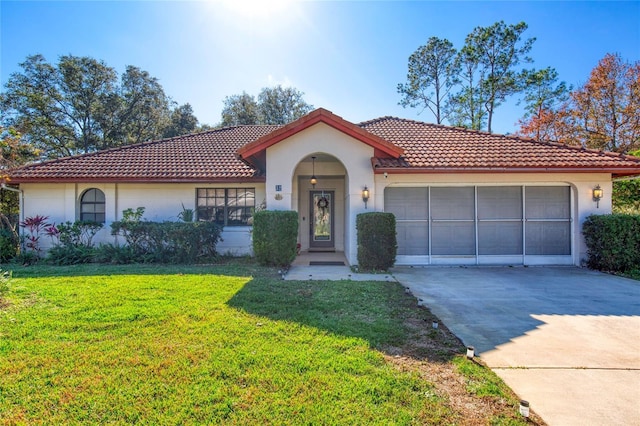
{"left": 393, "top": 266, "right": 640, "bottom": 426}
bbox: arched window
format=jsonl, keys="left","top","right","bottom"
{"left": 80, "top": 189, "right": 106, "bottom": 223}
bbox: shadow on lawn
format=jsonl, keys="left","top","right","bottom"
{"left": 226, "top": 276, "right": 465, "bottom": 363}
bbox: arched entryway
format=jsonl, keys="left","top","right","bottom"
{"left": 293, "top": 154, "right": 348, "bottom": 255}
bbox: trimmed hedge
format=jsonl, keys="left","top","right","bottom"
{"left": 583, "top": 214, "right": 640, "bottom": 273}
{"left": 110, "top": 221, "right": 223, "bottom": 264}
{"left": 252, "top": 210, "right": 298, "bottom": 267}
{"left": 357, "top": 212, "right": 397, "bottom": 272}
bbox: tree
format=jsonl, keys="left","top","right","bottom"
{"left": 221, "top": 92, "right": 259, "bottom": 126}
{"left": 448, "top": 45, "right": 489, "bottom": 130}
{"left": 397, "top": 37, "right": 458, "bottom": 124}
{"left": 0, "top": 124, "right": 40, "bottom": 172}
{"left": 519, "top": 67, "right": 570, "bottom": 139}
{"left": 164, "top": 103, "right": 199, "bottom": 138}
{"left": 116, "top": 66, "right": 171, "bottom": 146}
{"left": 613, "top": 150, "right": 640, "bottom": 214}
{"left": 517, "top": 107, "right": 579, "bottom": 144}
{"left": 400, "top": 22, "right": 539, "bottom": 132}
{"left": 458, "top": 21, "right": 535, "bottom": 133}
{"left": 518, "top": 54, "right": 640, "bottom": 153}
{"left": 0, "top": 124, "right": 38, "bottom": 233}
{"left": 220, "top": 86, "right": 314, "bottom": 126}
{"left": 571, "top": 53, "right": 640, "bottom": 152}
{"left": 257, "top": 85, "right": 314, "bottom": 125}
{"left": 1, "top": 54, "right": 195, "bottom": 158}
{"left": 1, "top": 54, "right": 116, "bottom": 158}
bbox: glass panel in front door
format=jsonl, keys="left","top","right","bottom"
{"left": 313, "top": 192, "right": 332, "bottom": 243}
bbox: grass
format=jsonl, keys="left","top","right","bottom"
{"left": 0, "top": 262, "right": 538, "bottom": 425}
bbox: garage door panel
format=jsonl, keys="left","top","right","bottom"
{"left": 432, "top": 222, "right": 475, "bottom": 255}
{"left": 384, "top": 188, "right": 428, "bottom": 220}
{"left": 525, "top": 222, "right": 571, "bottom": 255}
{"left": 478, "top": 187, "right": 522, "bottom": 219}
{"left": 478, "top": 222, "right": 523, "bottom": 255}
{"left": 526, "top": 187, "right": 570, "bottom": 219}
{"left": 431, "top": 187, "right": 474, "bottom": 220}
{"left": 397, "top": 222, "right": 429, "bottom": 255}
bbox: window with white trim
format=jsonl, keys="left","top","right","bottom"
{"left": 80, "top": 188, "right": 106, "bottom": 223}
{"left": 196, "top": 188, "right": 255, "bottom": 226}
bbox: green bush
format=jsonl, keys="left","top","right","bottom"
{"left": 357, "top": 212, "right": 397, "bottom": 272}
{"left": 0, "top": 228, "right": 18, "bottom": 262}
{"left": 583, "top": 214, "right": 640, "bottom": 273}
{"left": 45, "top": 221, "right": 104, "bottom": 265}
{"left": 110, "top": 220, "right": 223, "bottom": 264}
{"left": 613, "top": 180, "right": 640, "bottom": 214}
{"left": 93, "top": 244, "right": 137, "bottom": 264}
{"left": 252, "top": 210, "right": 298, "bottom": 267}
{"left": 55, "top": 221, "right": 104, "bottom": 248}
{"left": 48, "top": 245, "right": 97, "bottom": 265}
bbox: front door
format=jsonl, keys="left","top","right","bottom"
{"left": 310, "top": 191, "right": 334, "bottom": 249}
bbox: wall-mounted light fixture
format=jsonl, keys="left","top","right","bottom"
{"left": 592, "top": 184, "right": 603, "bottom": 208}
{"left": 362, "top": 185, "right": 370, "bottom": 208}
{"left": 310, "top": 156, "right": 317, "bottom": 188}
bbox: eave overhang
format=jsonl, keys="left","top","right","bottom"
{"left": 8, "top": 176, "right": 266, "bottom": 184}
{"left": 372, "top": 163, "right": 640, "bottom": 178}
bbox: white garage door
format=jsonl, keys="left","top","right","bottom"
{"left": 385, "top": 186, "right": 572, "bottom": 265}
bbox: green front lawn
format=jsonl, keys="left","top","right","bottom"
{"left": 0, "top": 263, "right": 534, "bottom": 425}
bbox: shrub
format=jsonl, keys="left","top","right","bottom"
{"left": 110, "top": 220, "right": 223, "bottom": 264}
{"left": 0, "top": 228, "right": 18, "bottom": 262}
{"left": 583, "top": 214, "right": 640, "bottom": 273}
{"left": 357, "top": 212, "right": 397, "bottom": 272}
{"left": 47, "top": 245, "right": 96, "bottom": 265}
{"left": 55, "top": 221, "right": 104, "bottom": 248}
{"left": 252, "top": 210, "right": 298, "bottom": 267}
{"left": 94, "top": 244, "right": 137, "bottom": 264}
{"left": 0, "top": 213, "right": 19, "bottom": 262}
{"left": 178, "top": 203, "right": 194, "bottom": 222}
{"left": 20, "top": 215, "right": 51, "bottom": 259}
{"left": 45, "top": 221, "right": 104, "bottom": 265}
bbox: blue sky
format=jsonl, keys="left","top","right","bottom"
{"left": 1, "top": 1, "right": 639, "bottom": 134}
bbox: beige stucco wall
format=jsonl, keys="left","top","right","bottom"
{"left": 265, "top": 122, "right": 375, "bottom": 264}
{"left": 20, "top": 182, "right": 266, "bottom": 255}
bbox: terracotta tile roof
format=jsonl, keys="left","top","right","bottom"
{"left": 238, "top": 108, "right": 403, "bottom": 163}
{"left": 361, "top": 117, "right": 640, "bottom": 176}
{"left": 7, "top": 110, "right": 640, "bottom": 183}
{"left": 8, "top": 125, "right": 280, "bottom": 183}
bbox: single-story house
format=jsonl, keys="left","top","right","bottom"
{"left": 6, "top": 108, "right": 640, "bottom": 266}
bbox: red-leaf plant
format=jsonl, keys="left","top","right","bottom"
{"left": 20, "top": 215, "right": 52, "bottom": 256}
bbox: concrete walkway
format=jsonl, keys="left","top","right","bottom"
{"left": 393, "top": 266, "right": 640, "bottom": 426}
{"left": 285, "top": 251, "right": 395, "bottom": 281}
